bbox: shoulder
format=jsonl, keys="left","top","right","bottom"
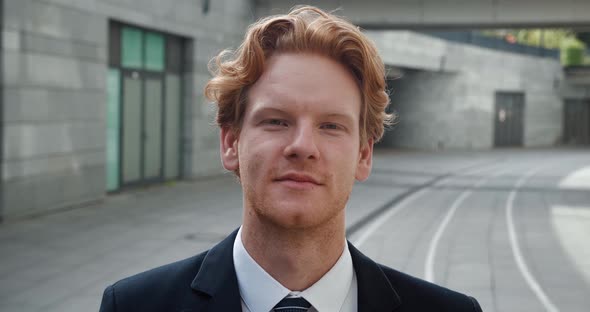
{"left": 377, "top": 264, "right": 482, "bottom": 312}
{"left": 115, "top": 251, "right": 206, "bottom": 291}
{"left": 99, "top": 250, "right": 209, "bottom": 312}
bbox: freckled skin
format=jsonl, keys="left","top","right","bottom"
{"left": 222, "top": 53, "right": 372, "bottom": 231}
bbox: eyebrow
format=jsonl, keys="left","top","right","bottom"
{"left": 251, "top": 107, "right": 286, "bottom": 116}
{"left": 249, "top": 107, "right": 288, "bottom": 121}
{"left": 323, "top": 113, "right": 356, "bottom": 122}
{"left": 251, "top": 107, "right": 356, "bottom": 123}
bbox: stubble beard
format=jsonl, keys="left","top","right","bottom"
{"left": 242, "top": 171, "right": 351, "bottom": 233}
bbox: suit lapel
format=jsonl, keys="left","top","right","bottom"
{"left": 190, "top": 229, "right": 242, "bottom": 311}
{"left": 349, "top": 242, "right": 402, "bottom": 312}
{"left": 188, "top": 231, "right": 402, "bottom": 311}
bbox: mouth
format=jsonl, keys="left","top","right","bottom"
{"left": 275, "top": 172, "right": 322, "bottom": 188}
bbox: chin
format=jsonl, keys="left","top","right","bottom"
{"left": 263, "top": 201, "right": 341, "bottom": 231}
{"left": 263, "top": 206, "right": 317, "bottom": 229}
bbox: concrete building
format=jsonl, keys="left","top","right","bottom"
{"left": 369, "top": 31, "right": 569, "bottom": 150}
{"left": 1, "top": 0, "right": 254, "bottom": 220}
{"left": 1, "top": 0, "right": 589, "bottom": 221}
{"left": 561, "top": 67, "right": 590, "bottom": 145}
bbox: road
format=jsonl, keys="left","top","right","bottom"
{"left": 0, "top": 149, "right": 589, "bottom": 311}
{"left": 351, "top": 149, "right": 590, "bottom": 312}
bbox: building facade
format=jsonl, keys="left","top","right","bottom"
{"left": 1, "top": 0, "right": 253, "bottom": 220}
{"left": 368, "top": 31, "right": 590, "bottom": 150}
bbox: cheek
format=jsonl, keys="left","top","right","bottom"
{"left": 324, "top": 154, "right": 357, "bottom": 192}
{"left": 243, "top": 157, "right": 262, "bottom": 179}
{"left": 238, "top": 143, "right": 270, "bottom": 181}
{"left": 330, "top": 145, "right": 360, "bottom": 173}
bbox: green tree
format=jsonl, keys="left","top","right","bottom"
{"left": 561, "top": 37, "right": 586, "bottom": 66}
{"left": 482, "top": 29, "right": 589, "bottom": 65}
{"left": 482, "top": 29, "right": 575, "bottom": 49}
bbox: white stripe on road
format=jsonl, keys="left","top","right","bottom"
{"left": 424, "top": 169, "right": 506, "bottom": 283}
{"left": 424, "top": 191, "right": 471, "bottom": 283}
{"left": 558, "top": 165, "right": 590, "bottom": 190}
{"left": 352, "top": 164, "right": 498, "bottom": 249}
{"left": 551, "top": 205, "right": 590, "bottom": 285}
{"left": 351, "top": 187, "right": 427, "bottom": 248}
{"left": 506, "top": 168, "right": 560, "bottom": 312}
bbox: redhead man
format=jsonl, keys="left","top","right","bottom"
{"left": 99, "top": 6, "right": 482, "bottom": 312}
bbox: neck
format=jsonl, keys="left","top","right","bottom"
{"left": 241, "top": 213, "right": 346, "bottom": 291}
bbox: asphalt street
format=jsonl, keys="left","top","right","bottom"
{"left": 0, "top": 149, "right": 589, "bottom": 312}
{"left": 350, "top": 149, "right": 590, "bottom": 312}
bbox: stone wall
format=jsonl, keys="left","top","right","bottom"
{"left": 370, "top": 31, "right": 564, "bottom": 150}
{"left": 1, "top": 0, "right": 253, "bottom": 219}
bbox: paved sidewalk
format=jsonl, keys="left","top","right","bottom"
{"left": 0, "top": 150, "right": 492, "bottom": 312}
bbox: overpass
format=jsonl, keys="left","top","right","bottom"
{"left": 255, "top": 0, "right": 590, "bottom": 29}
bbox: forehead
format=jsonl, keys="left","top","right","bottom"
{"left": 246, "top": 53, "right": 362, "bottom": 118}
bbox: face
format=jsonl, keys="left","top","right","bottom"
{"left": 220, "top": 53, "right": 373, "bottom": 230}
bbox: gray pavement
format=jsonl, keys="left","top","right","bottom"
{"left": 350, "top": 149, "right": 590, "bottom": 312}
{"left": 1, "top": 149, "right": 589, "bottom": 312}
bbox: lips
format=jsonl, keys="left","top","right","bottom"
{"left": 275, "top": 172, "right": 322, "bottom": 185}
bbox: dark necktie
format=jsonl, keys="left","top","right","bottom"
{"left": 273, "top": 296, "right": 312, "bottom": 312}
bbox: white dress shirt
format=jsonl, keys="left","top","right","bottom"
{"left": 233, "top": 227, "right": 358, "bottom": 312}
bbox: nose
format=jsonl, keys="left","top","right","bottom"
{"left": 283, "top": 123, "right": 320, "bottom": 160}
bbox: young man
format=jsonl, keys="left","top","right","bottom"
{"left": 100, "top": 6, "right": 482, "bottom": 312}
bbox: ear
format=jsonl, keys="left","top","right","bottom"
{"left": 220, "top": 127, "right": 239, "bottom": 171}
{"left": 355, "top": 138, "right": 374, "bottom": 182}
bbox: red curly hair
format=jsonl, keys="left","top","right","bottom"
{"left": 204, "top": 5, "right": 393, "bottom": 145}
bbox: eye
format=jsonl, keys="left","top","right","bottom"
{"left": 263, "top": 119, "right": 288, "bottom": 127}
{"left": 320, "top": 123, "right": 342, "bottom": 130}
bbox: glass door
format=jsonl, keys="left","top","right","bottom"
{"left": 107, "top": 22, "right": 184, "bottom": 190}
{"left": 122, "top": 71, "right": 142, "bottom": 184}
{"left": 143, "top": 76, "right": 163, "bottom": 180}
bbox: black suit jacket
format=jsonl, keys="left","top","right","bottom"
{"left": 100, "top": 229, "right": 482, "bottom": 311}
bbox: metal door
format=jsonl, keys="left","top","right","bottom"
{"left": 563, "top": 100, "right": 590, "bottom": 145}
{"left": 494, "top": 92, "right": 525, "bottom": 147}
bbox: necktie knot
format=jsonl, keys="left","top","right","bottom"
{"left": 273, "top": 296, "right": 311, "bottom": 312}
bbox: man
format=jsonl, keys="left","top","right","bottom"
{"left": 100, "top": 6, "right": 482, "bottom": 312}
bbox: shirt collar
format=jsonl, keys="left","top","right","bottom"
{"left": 233, "top": 227, "right": 354, "bottom": 312}
{"left": 233, "top": 227, "right": 290, "bottom": 312}
{"left": 301, "top": 240, "right": 353, "bottom": 312}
